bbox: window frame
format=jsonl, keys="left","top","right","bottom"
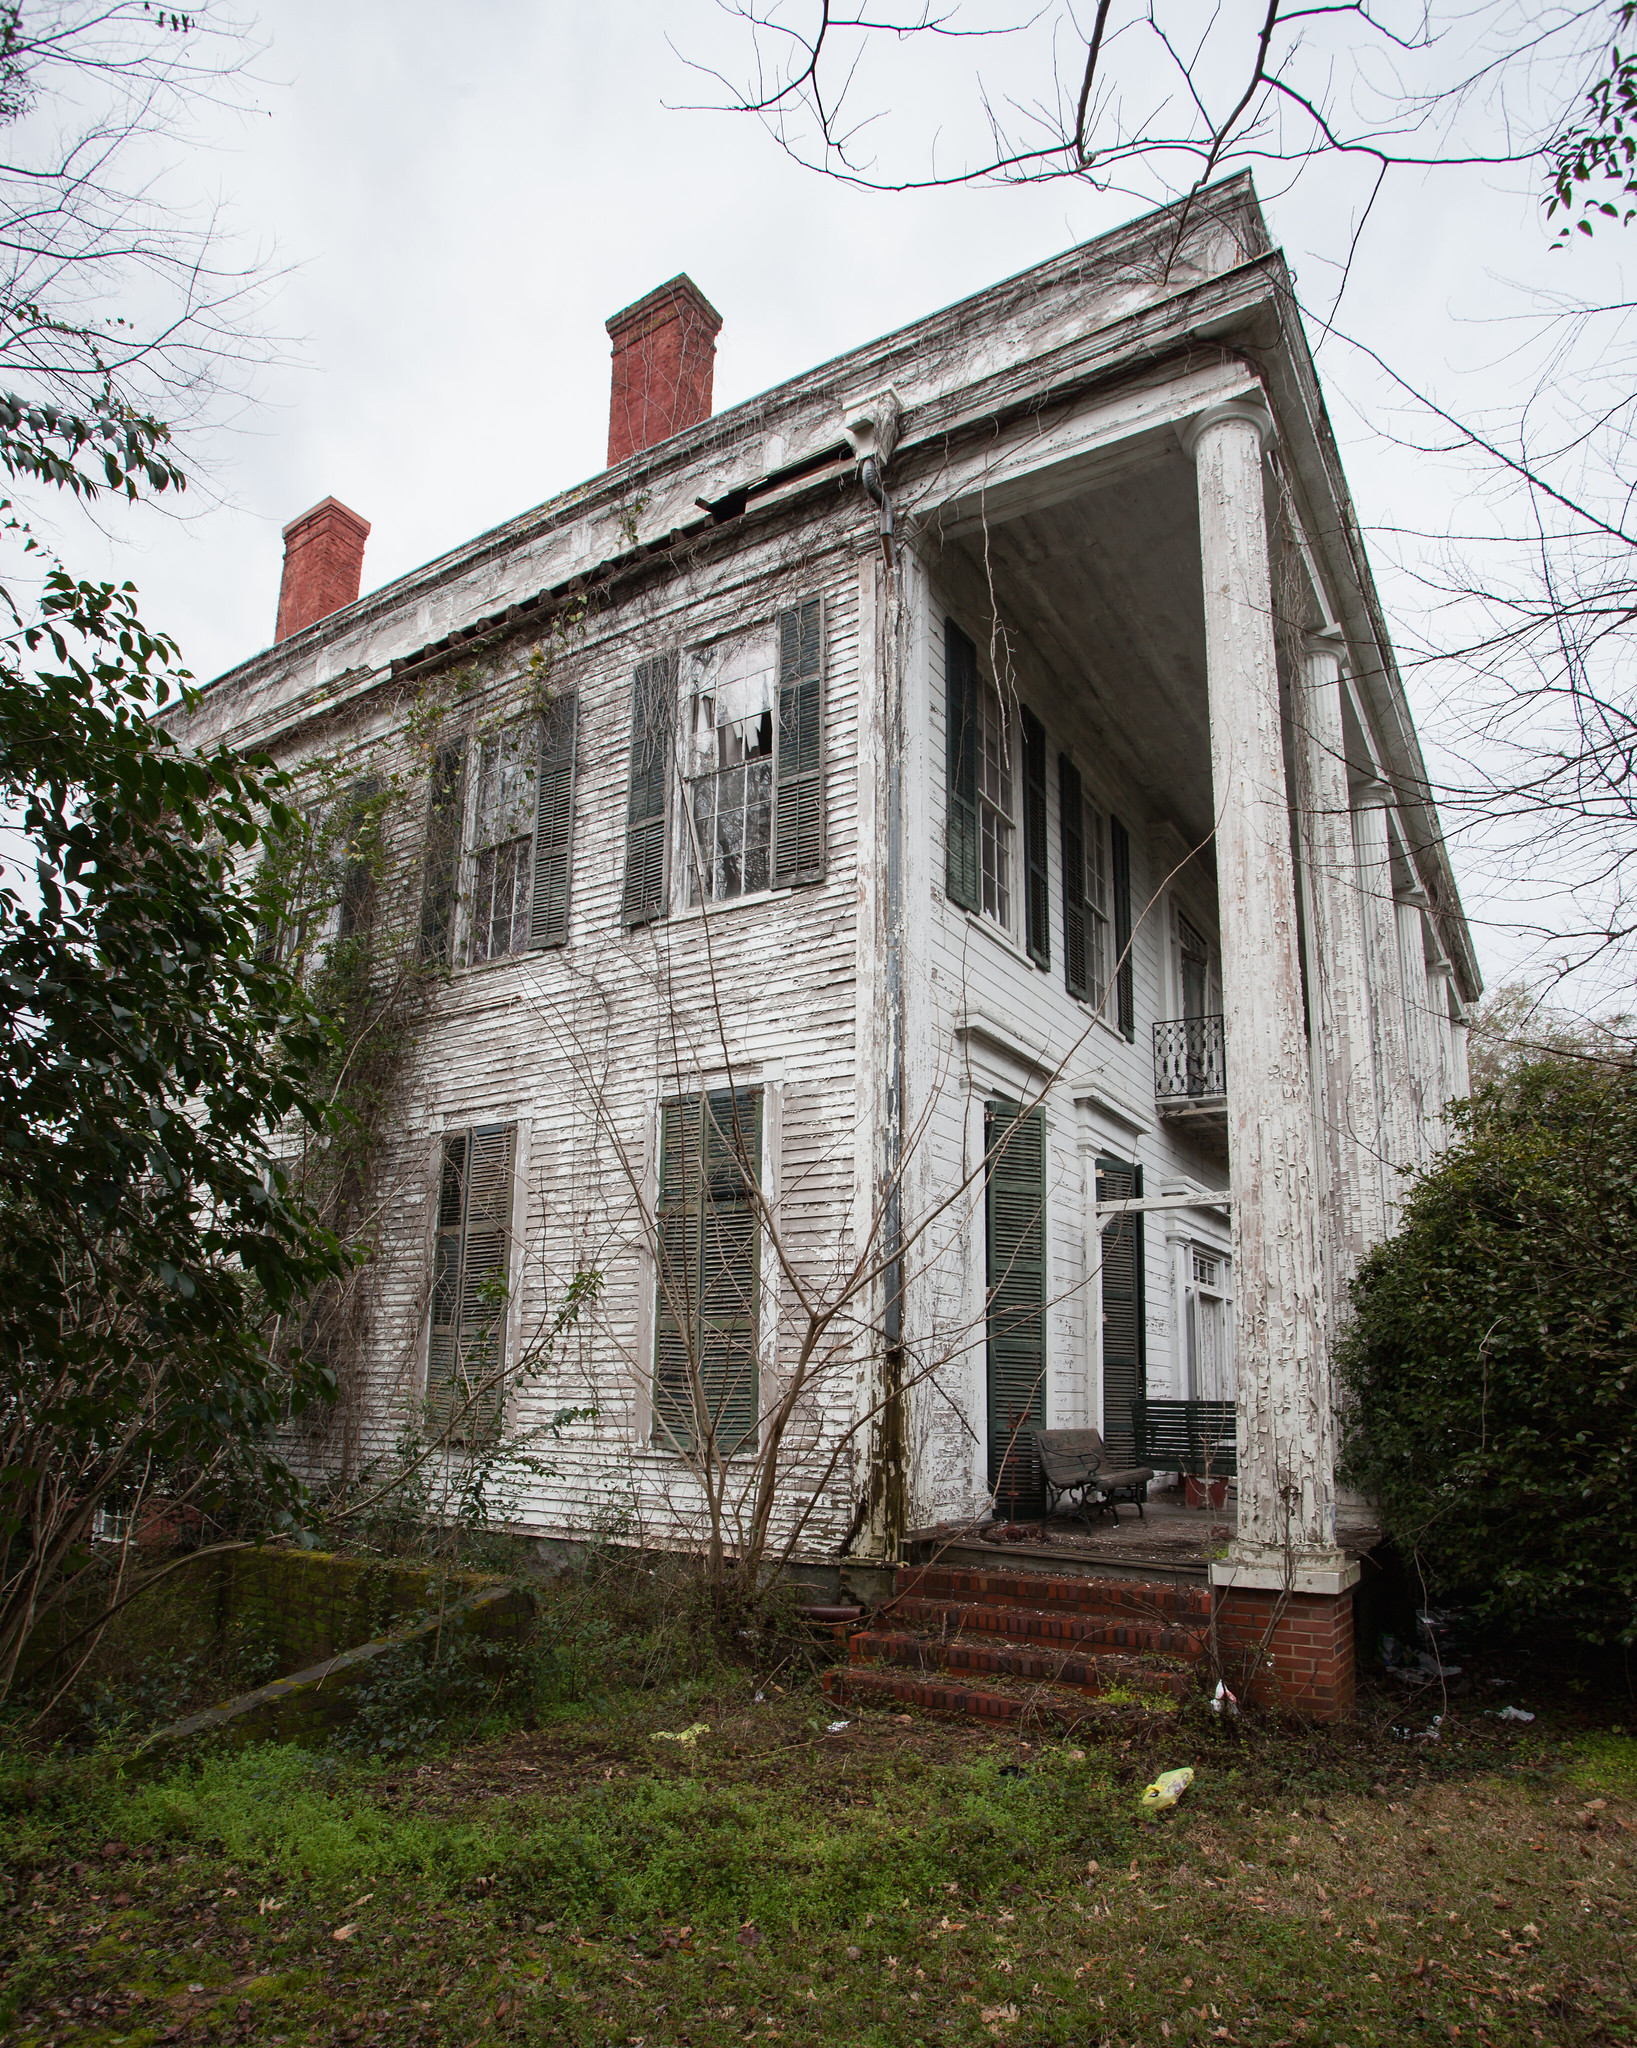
{"left": 425, "top": 1121, "right": 520, "bottom": 1448}
{"left": 976, "top": 679, "right": 1016, "bottom": 935}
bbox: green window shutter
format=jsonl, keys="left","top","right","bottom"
{"left": 1111, "top": 814, "right": 1134, "bottom": 1042}
{"left": 529, "top": 691, "right": 577, "bottom": 948}
{"left": 419, "top": 741, "right": 466, "bottom": 967}
{"left": 1060, "top": 754, "right": 1088, "bottom": 1000}
{"left": 425, "top": 1123, "right": 515, "bottom": 1446}
{"left": 622, "top": 654, "right": 674, "bottom": 926}
{"left": 1021, "top": 707, "right": 1049, "bottom": 970}
{"left": 654, "top": 1087, "right": 761, "bottom": 1458}
{"left": 1095, "top": 1155, "right": 1144, "bottom": 1465}
{"left": 985, "top": 1101, "right": 1046, "bottom": 1512}
{"left": 944, "top": 618, "right": 979, "bottom": 912}
{"left": 773, "top": 596, "right": 825, "bottom": 885}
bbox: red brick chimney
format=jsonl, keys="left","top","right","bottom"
{"left": 275, "top": 497, "right": 371, "bottom": 642}
{"left": 606, "top": 276, "right": 722, "bottom": 466}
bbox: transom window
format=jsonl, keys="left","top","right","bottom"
{"left": 467, "top": 722, "right": 537, "bottom": 963}
{"left": 977, "top": 684, "right": 1014, "bottom": 930}
{"left": 684, "top": 635, "right": 774, "bottom": 904}
{"left": 1192, "top": 1250, "right": 1220, "bottom": 1289}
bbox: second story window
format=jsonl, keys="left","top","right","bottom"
{"left": 685, "top": 635, "right": 774, "bottom": 904}
{"left": 977, "top": 681, "right": 1014, "bottom": 931}
{"left": 469, "top": 722, "right": 537, "bottom": 963}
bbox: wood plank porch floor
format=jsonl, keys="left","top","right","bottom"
{"left": 904, "top": 1488, "right": 1383, "bottom": 1587}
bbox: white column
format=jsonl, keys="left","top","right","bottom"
{"left": 1427, "top": 959, "right": 1458, "bottom": 1139}
{"left": 1352, "top": 781, "right": 1416, "bottom": 1230}
{"left": 1450, "top": 1013, "right": 1471, "bottom": 1098}
{"left": 1294, "top": 632, "right": 1387, "bottom": 1327}
{"left": 1183, "top": 399, "right": 1342, "bottom": 1584}
{"left": 1395, "top": 890, "right": 1433, "bottom": 1162}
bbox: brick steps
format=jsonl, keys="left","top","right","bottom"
{"left": 823, "top": 1665, "right": 1172, "bottom": 1728}
{"left": 847, "top": 1629, "right": 1191, "bottom": 1699}
{"left": 831, "top": 1564, "right": 1210, "bottom": 1731}
{"left": 882, "top": 1597, "right": 1201, "bottom": 1659}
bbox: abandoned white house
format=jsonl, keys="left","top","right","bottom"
{"left": 186, "top": 176, "right": 1478, "bottom": 1716}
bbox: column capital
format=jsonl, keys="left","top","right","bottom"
{"left": 1396, "top": 884, "right": 1432, "bottom": 913}
{"left": 1302, "top": 622, "right": 1347, "bottom": 665}
{"left": 1353, "top": 776, "right": 1394, "bottom": 809}
{"left": 1180, "top": 396, "right": 1277, "bottom": 463}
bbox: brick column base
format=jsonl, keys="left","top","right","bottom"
{"left": 1212, "top": 1584, "right": 1357, "bottom": 1721}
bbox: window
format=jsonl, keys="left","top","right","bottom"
{"left": 459, "top": 695, "right": 578, "bottom": 967}
{"left": 1185, "top": 1246, "right": 1233, "bottom": 1402}
{"left": 684, "top": 635, "right": 774, "bottom": 904}
{"left": 945, "top": 618, "right": 980, "bottom": 911}
{"left": 681, "top": 598, "right": 826, "bottom": 907}
{"left": 1061, "top": 755, "right": 1110, "bottom": 1012}
{"left": 1110, "top": 815, "right": 1134, "bottom": 1041}
{"left": 654, "top": 1088, "right": 762, "bottom": 1456}
{"left": 977, "top": 683, "right": 1015, "bottom": 931}
{"left": 427, "top": 1124, "right": 517, "bottom": 1445}
{"left": 1020, "top": 705, "right": 1049, "bottom": 970}
{"left": 468, "top": 722, "right": 538, "bottom": 963}
{"left": 986, "top": 1101, "right": 1045, "bottom": 1511}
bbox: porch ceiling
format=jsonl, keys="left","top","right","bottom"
{"left": 947, "top": 447, "right": 1216, "bottom": 848}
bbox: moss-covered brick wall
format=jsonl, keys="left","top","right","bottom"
{"left": 216, "top": 1548, "right": 507, "bottom": 1674}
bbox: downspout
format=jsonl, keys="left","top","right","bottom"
{"left": 846, "top": 390, "right": 907, "bottom": 1556}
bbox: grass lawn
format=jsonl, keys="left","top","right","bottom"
{"left": 2, "top": 1674, "right": 1633, "bottom": 2048}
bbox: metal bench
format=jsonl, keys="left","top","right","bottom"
{"left": 1133, "top": 1397, "right": 1238, "bottom": 1479}
{"left": 1030, "top": 1427, "right": 1154, "bottom": 1527}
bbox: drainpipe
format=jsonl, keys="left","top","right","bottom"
{"left": 845, "top": 390, "right": 906, "bottom": 1555}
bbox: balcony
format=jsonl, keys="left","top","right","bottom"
{"left": 1153, "top": 1014, "right": 1228, "bottom": 1144}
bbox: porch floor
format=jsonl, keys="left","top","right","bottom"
{"left": 904, "top": 1488, "right": 1382, "bottom": 1588}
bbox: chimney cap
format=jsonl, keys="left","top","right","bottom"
{"left": 606, "top": 274, "right": 722, "bottom": 342}
{"left": 282, "top": 495, "right": 372, "bottom": 543}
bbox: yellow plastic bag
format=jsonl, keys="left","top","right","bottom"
{"left": 651, "top": 1723, "right": 711, "bottom": 1746}
{"left": 1139, "top": 1767, "right": 1194, "bottom": 1811}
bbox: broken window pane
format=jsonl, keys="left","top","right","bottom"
{"left": 684, "top": 630, "right": 775, "bottom": 904}
{"left": 468, "top": 721, "right": 536, "bottom": 964}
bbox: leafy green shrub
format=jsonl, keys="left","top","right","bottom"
{"left": 1338, "top": 1057, "right": 1637, "bottom": 1643}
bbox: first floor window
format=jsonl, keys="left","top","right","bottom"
{"left": 1185, "top": 1247, "right": 1234, "bottom": 1403}
{"left": 654, "top": 1087, "right": 762, "bottom": 1455}
{"left": 427, "top": 1123, "right": 516, "bottom": 1444}
{"left": 978, "top": 683, "right": 1014, "bottom": 930}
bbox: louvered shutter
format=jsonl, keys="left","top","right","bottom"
{"left": 529, "top": 691, "right": 577, "bottom": 948}
{"left": 773, "top": 597, "right": 825, "bottom": 886}
{"left": 622, "top": 654, "right": 674, "bottom": 926}
{"left": 653, "top": 1088, "right": 761, "bottom": 1457}
{"left": 1020, "top": 707, "right": 1049, "bottom": 969}
{"left": 425, "top": 1133, "right": 468, "bottom": 1433}
{"left": 419, "top": 741, "right": 466, "bottom": 967}
{"left": 944, "top": 618, "right": 979, "bottom": 912}
{"left": 985, "top": 1102, "right": 1046, "bottom": 1512}
{"left": 1096, "top": 1155, "right": 1144, "bottom": 1465}
{"left": 1111, "top": 815, "right": 1134, "bottom": 1042}
{"left": 1060, "top": 754, "right": 1088, "bottom": 1000}
{"left": 455, "top": 1123, "right": 514, "bottom": 1443}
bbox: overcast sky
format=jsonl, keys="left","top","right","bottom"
{"left": 50, "top": 1, "right": 1634, "bottom": 1001}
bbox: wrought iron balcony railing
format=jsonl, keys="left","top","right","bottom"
{"left": 1153, "top": 1013, "right": 1227, "bottom": 1103}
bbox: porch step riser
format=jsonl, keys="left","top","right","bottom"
{"left": 825, "top": 1667, "right": 1134, "bottom": 1729}
{"left": 885, "top": 1598, "right": 1205, "bottom": 1661}
{"left": 850, "top": 1631, "right": 1190, "bottom": 1699}
{"left": 895, "top": 1567, "right": 1212, "bottom": 1626}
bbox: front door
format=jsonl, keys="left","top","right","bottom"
{"left": 1096, "top": 1154, "right": 1145, "bottom": 1465}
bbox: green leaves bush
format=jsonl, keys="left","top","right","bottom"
{"left": 1338, "top": 1058, "right": 1637, "bottom": 1643}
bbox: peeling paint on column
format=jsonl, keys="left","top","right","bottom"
{"left": 1185, "top": 400, "right": 1337, "bottom": 1569}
